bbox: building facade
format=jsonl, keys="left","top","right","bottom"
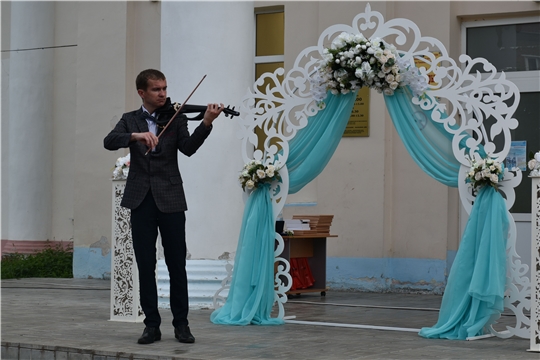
{"left": 1, "top": 1, "right": 539, "bottom": 293}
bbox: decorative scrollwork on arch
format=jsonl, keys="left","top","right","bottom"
{"left": 234, "top": 3, "right": 529, "bottom": 337}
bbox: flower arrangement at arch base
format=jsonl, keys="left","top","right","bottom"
{"left": 310, "top": 31, "right": 428, "bottom": 105}
{"left": 465, "top": 155, "right": 504, "bottom": 193}
{"left": 239, "top": 160, "right": 281, "bottom": 191}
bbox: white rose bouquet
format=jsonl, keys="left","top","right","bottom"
{"left": 112, "top": 153, "right": 130, "bottom": 180}
{"left": 465, "top": 155, "right": 504, "bottom": 192}
{"left": 239, "top": 160, "right": 281, "bottom": 191}
{"left": 528, "top": 151, "right": 540, "bottom": 176}
{"left": 310, "top": 31, "right": 427, "bottom": 104}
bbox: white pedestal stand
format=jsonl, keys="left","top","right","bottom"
{"left": 109, "top": 180, "right": 144, "bottom": 322}
{"left": 530, "top": 176, "right": 540, "bottom": 352}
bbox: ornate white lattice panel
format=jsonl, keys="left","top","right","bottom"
{"left": 212, "top": 234, "right": 292, "bottom": 319}
{"left": 225, "top": 3, "right": 531, "bottom": 335}
{"left": 530, "top": 177, "right": 540, "bottom": 351}
{"left": 110, "top": 181, "right": 144, "bottom": 322}
{"left": 212, "top": 255, "right": 234, "bottom": 310}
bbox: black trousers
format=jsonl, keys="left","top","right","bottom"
{"left": 131, "top": 190, "right": 189, "bottom": 329}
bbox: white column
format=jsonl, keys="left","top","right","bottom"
{"left": 4, "top": 1, "right": 55, "bottom": 241}
{"left": 160, "top": 1, "right": 254, "bottom": 260}
{"left": 530, "top": 176, "right": 540, "bottom": 352}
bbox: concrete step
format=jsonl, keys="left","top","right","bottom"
{"left": 157, "top": 259, "right": 230, "bottom": 310}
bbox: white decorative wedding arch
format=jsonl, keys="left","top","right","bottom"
{"left": 214, "top": 4, "right": 532, "bottom": 340}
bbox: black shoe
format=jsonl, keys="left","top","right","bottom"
{"left": 137, "top": 326, "right": 162, "bottom": 344}
{"left": 174, "top": 325, "right": 195, "bottom": 343}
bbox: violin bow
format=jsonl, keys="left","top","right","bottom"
{"left": 145, "top": 74, "right": 207, "bottom": 155}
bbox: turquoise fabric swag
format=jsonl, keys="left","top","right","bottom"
{"left": 210, "top": 91, "right": 357, "bottom": 325}
{"left": 385, "top": 87, "right": 509, "bottom": 339}
{"left": 418, "top": 185, "right": 509, "bottom": 339}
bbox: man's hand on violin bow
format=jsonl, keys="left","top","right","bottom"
{"left": 203, "top": 103, "right": 225, "bottom": 128}
{"left": 131, "top": 132, "right": 159, "bottom": 149}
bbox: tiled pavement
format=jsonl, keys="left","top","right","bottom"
{"left": 1, "top": 278, "right": 537, "bottom": 360}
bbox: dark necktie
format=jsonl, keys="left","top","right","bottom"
{"left": 144, "top": 113, "right": 159, "bottom": 136}
{"left": 146, "top": 113, "right": 157, "bottom": 123}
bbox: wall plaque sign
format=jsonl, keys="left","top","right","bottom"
{"left": 344, "top": 87, "right": 370, "bottom": 137}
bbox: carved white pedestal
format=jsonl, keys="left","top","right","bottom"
{"left": 530, "top": 176, "right": 540, "bottom": 351}
{"left": 110, "top": 180, "right": 144, "bottom": 322}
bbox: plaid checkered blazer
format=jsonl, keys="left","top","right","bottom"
{"left": 104, "top": 108, "right": 211, "bottom": 213}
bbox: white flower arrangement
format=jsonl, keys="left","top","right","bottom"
{"left": 112, "top": 153, "right": 130, "bottom": 180}
{"left": 239, "top": 160, "right": 281, "bottom": 191}
{"left": 528, "top": 151, "right": 540, "bottom": 176}
{"left": 465, "top": 155, "right": 504, "bottom": 192}
{"left": 310, "top": 31, "right": 427, "bottom": 104}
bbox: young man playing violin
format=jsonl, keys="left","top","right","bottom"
{"left": 104, "top": 69, "right": 224, "bottom": 344}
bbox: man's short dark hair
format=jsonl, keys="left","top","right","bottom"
{"left": 136, "top": 69, "right": 166, "bottom": 91}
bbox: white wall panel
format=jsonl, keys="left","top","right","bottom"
{"left": 161, "top": 1, "right": 255, "bottom": 259}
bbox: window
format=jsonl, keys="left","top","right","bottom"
{"left": 255, "top": 8, "right": 284, "bottom": 82}
{"left": 254, "top": 7, "right": 285, "bottom": 151}
{"left": 466, "top": 22, "right": 540, "bottom": 73}
{"left": 463, "top": 17, "right": 540, "bottom": 214}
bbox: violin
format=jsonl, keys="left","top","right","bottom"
{"left": 155, "top": 98, "right": 239, "bottom": 121}
{"left": 176, "top": 103, "right": 240, "bottom": 120}
{"left": 145, "top": 75, "right": 237, "bottom": 155}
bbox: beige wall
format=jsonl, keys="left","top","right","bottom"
{"left": 280, "top": 1, "right": 539, "bottom": 262}
{"left": 280, "top": 1, "right": 451, "bottom": 260}
{"left": 51, "top": 2, "right": 78, "bottom": 243}
{"left": 453, "top": 1, "right": 540, "bottom": 20}
{"left": 3, "top": 0, "right": 538, "bottom": 282}
{"left": 1, "top": 1, "right": 12, "bottom": 243}
{"left": 70, "top": 1, "right": 161, "bottom": 276}
{"left": 51, "top": 0, "right": 161, "bottom": 242}
{"left": 125, "top": 1, "right": 162, "bottom": 112}
{"left": 72, "top": 1, "right": 129, "bottom": 276}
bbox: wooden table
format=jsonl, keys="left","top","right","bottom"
{"left": 280, "top": 234, "right": 337, "bottom": 296}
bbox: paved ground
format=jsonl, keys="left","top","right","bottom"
{"left": 1, "top": 278, "right": 537, "bottom": 359}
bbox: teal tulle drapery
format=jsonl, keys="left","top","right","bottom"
{"left": 287, "top": 91, "right": 358, "bottom": 193}
{"left": 210, "top": 183, "right": 283, "bottom": 325}
{"left": 210, "top": 92, "right": 357, "bottom": 325}
{"left": 383, "top": 87, "right": 486, "bottom": 187}
{"left": 418, "top": 185, "right": 509, "bottom": 339}
{"left": 384, "top": 87, "right": 508, "bottom": 340}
